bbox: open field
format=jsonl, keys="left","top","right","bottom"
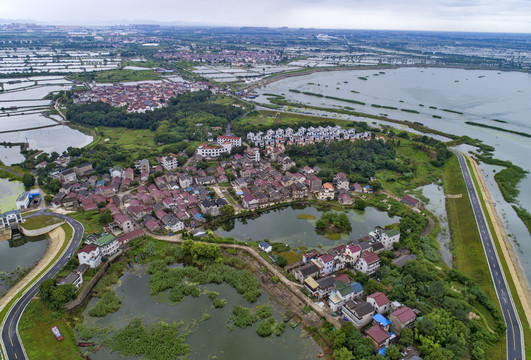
{"left": 18, "top": 300, "right": 82, "bottom": 360}
{"left": 442, "top": 154, "right": 506, "bottom": 357}
{"left": 70, "top": 210, "right": 102, "bottom": 235}
{"left": 20, "top": 215, "right": 63, "bottom": 230}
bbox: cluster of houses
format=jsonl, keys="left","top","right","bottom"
{"left": 246, "top": 125, "right": 372, "bottom": 148}
{"left": 286, "top": 228, "right": 419, "bottom": 355}
{"left": 229, "top": 148, "right": 372, "bottom": 209}
{"left": 74, "top": 81, "right": 223, "bottom": 113}
{"left": 154, "top": 49, "right": 284, "bottom": 65}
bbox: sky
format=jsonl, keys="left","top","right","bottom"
{"left": 1, "top": 0, "right": 531, "bottom": 33}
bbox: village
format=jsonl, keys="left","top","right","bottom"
{"left": 0, "top": 122, "right": 427, "bottom": 358}
{"left": 74, "top": 80, "right": 225, "bottom": 113}
{"left": 154, "top": 49, "right": 286, "bottom": 65}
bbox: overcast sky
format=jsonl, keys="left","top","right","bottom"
{"left": 2, "top": 0, "right": 531, "bottom": 33}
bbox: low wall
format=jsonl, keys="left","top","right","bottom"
{"left": 19, "top": 222, "right": 64, "bottom": 237}
{"left": 64, "top": 250, "right": 122, "bottom": 312}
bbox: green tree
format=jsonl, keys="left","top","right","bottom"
{"left": 399, "top": 327, "right": 414, "bottom": 346}
{"left": 22, "top": 173, "right": 35, "bottom": 190}
{"left": 38, "top": 278, "right": 56, "bottom": 304}
{"left": 386, "top": 344, "right": 402, "bottom": 360}
{"left": 98, "top": 208, "right": 113, "bottom": 225}
{"left": 354, "top": 198, "right": 367, "bottom": 210}
{"left": 221, "top": 204, "right": 235, "bottom": 216}
{"left": 276, "top": 255, "right": 288, "bottom": 268}
{"left": 332, "top": 347, "right": 354, "bottom": 360}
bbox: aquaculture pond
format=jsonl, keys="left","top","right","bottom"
{"left": 82, "top": 265, "right": 321, "bottom": 360}
{"left": 214, "top": 205, "right": 398, "bottom": 248}
{"left": 0, "top": 233, "right": 48, "bottom": 295}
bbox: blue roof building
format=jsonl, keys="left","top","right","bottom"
{"left": 259, "top": 241, "right": 272, "bottom": 253}
{"left": 373, "top": 313, "right": 391, "bottom": 328}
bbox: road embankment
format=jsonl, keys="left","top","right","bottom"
{"left": 466, "top": 154, "right": 531, "bottom": 328}
{"left": 0, "top": 227, "right": 65, "bottom": 313}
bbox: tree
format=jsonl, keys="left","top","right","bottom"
{"left": 98, "top": 208, "right": 113, "bottom": 225}
{"left": 39, "top": 279, "right": 56, "bottom": 304}
{"left": 399, "top": 327, "right": 414, "bottom": 346}
{"left": 332, "top": 347, "right": 354, "bottom": 360}
{"left": 22, "top": 173, "right": 35, "bottom": 190}
{"left": 276, "top": 255, "right": 288, "bottom": 268}
{"left": 221, "top": 205, "right": 235, "bottom": 216}
{"left": 354, "top": 198, "right": 367, "bottom": 210}
{"left": 386, "top": 344, "right": 402, "bottom": 360}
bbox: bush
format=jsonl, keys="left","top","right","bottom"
{"left": 88, "top": 291, "right": 122, "bottom": 317}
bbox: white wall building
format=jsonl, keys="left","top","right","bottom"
{"left": 161, "top": 156, "right": 179, "bottom": 171}
{"left": 77, "top": 244, "right": 102, "bottom": 268}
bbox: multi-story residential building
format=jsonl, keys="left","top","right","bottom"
{"left": 217, "top": 135, "right": 241, "bottom": 147}
{"left": 355, "top": 252, "right": 381, "bottom": 275}
{"left": 367, "top": 292, "right": 391, "bottom": 315}
{"left": 378, "top": 228, "right": 401, "bottom": 250}
{"left": 77, "top": 244, "right": 102, "bottom": 268}
{"left": 161, "top": 156, "right": 179, "bottom": 171}
{"left": 342, "top": 300, "right": 375, "bottom": 328}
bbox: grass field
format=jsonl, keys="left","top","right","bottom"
{"left": 443, "top": 154, "right": 506, "bottom": 358}
{"left": 19, "top": 300, "right": 83, "bottom": 360}
{"left": 20, "top": 215, "right": 63, "bottom": 230}
{"left": 377, "top": 138, "right": 444, "bottom": 196}
{"left": 465, "top": 157, "right": 531, "bottom": 358}
{"left": 70, "top": 210, "right": 102, "bottom": 235}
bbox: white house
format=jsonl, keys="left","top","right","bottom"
{"left": 217, "top": 135, "right": 241, "bottom": 147}
{"left": 367, "top": 292, "right": 391, "bottom": 315}
{"left": 86, "top": 234, "right": 119, "bottom": 257}
{"left": 77, "top": 244, "right": 102, "bottom": 268}
{"left": 1, "top": 210, "right": 22, "bottom": 227}
{"left": 355, "top": 252, "right": 380, "bottom": 275}
{"left": 58, "top": 271, "right": 83, "bottom": 290}
{"left": 379, "top": 229, "right": 401, "bottom": 250}
{"left": 259, "top": 241, "right": 272, "bottom": 253}
{"left": 197, "top": 143, "right": 231, "bottom": 158}
{"left": 161, "top": 156, "right": 179, "bottom": 171}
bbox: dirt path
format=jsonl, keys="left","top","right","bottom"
{"left": 148, "top": 232, "right": 342, "bottom": 329}
{"left": 0, "top": 227, "right": 65, "bottom": 312}
{"left": 467, "top": 154, "right": 531, "bottom": 328}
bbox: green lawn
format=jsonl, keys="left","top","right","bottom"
{"left": 443, "top": 154, "right": 506, "bottom": 357}
{"left": 19, "top": 300, "right": 83, "bottom": 360}
{"left": 20, "top": 215, "right": 63, "bottom": 230}
{"left": 70, "top": 210, "right": 102, "bottom": 235}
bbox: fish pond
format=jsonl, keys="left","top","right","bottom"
{"left": 214, "top": 205, "right": 398, "bottom": 248}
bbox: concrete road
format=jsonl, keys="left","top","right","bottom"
{"left": 452, "top": 149, "right": 524, "bottom": 360}
{"left": 0, "top": 211, "right": 84, "bottom": 360}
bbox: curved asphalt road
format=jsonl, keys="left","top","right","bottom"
{"left": 452, "top": 150, "right": 523, "bottom": 360}
{"left": 0, "top": 211, "right": 84, "bottom": 360}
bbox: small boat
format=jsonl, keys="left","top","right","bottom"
{"left": 128, "top": 262, "right": 133, "bottom": 269}
{"left": 141, "top": 252, "right": 145, "bottom": 260}
{"left": 283, "top": 314, "right": 294, "bottom": 323}
{"left": 77, "top": 342, "right": 95, "bottom": 347}
{"left": 317, "top": 354, "right": 325, "bottom": 358}
{"left": 134, "top": 255, "right": 138, "bottom": 263}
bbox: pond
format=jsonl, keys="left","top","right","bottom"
{"left": 415, "top": 183, "right": 452, "bottom": 267}
{"left": 0, "top": 145, "right": 25, "bottom": 166}
{"left": 0, "top": 178, "right": 25, "bottom": 212}
{"left": 0, "top": 233, "right": 49, "bottom": 295}
{"left": 83, "top": 265, "right": 321, "bottom": 360}
{"left": 214, "top": 205, "right": 398, "bottom": 248}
